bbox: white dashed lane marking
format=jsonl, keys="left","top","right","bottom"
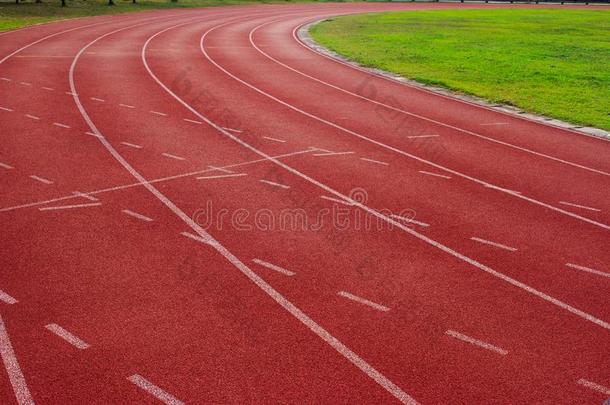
{"left": 0, "top": 162, "right": 13, "bottom": 169}
{"left": 0, "top": 290, "right": 17, "bottom": 304}
{"left": 360, "top": 157, "right": 389, "bottom": 166}
{"left": 39, "top": 202, "right": 101, "bottom": 211}
{"left": 0, "top": 106, "right": 14, "bottom": 112}
{"left": 45, "top": 324, "right": 89, "bottom": 349}
{"left": 0, "top": 77, "right": 10, "bottom": 82}
{"left": 566, "top": 263, "right": 610, "bottom": 279}
{"left": 119, "top": 103, "right": 135, "bottom": 109}
{"left": 559, "top": 201, "right": 601, "bottom": 212}
{"left": 122, "top": 209, "right": 154, "bottom": 222}
{"left": 338, "top": 291, "right": 390, "bottom": 312}
{"left": 222, "top": 127, "right": 242, "bottom": 133}
{"left": 407, "top": 134, "right": 439, "bottom": 139}
{"left": 42, "top": 87, "right": 54, "bottom": 91}
{"left": 128, "top": 374, "right": 184, "bottom": 405}
{"left": 24, "top": 114, "right": 40, "bottom": 121}
{"left": 72, "top": 191, "right": 98, "bottom": 201}
{"left": 445, "top": 330, "right": 508, "bottom": 355}
{"left": 90, "top": 97, "right": 105, "bottom": 102}
{"left": 121, "top": 142, "right": 143, "bottom": 149}
{"left": 183, "top": 118, "right": 202, "bottom": 125}
{"left": 262, "top": 136, "right": 286, "bottom": 143}
{"left": 259, "top": 179, "right": 290, "bottom": 189}
{"left": 470, "top": 237, "right": 517, "bottom": 252}
{"left": 313, "top": 151, "right": 355, "bottom": 157}
{"left": 419, "top": 170, "right": 451, "bottom": 179}
{"left": 576, "top": 379, "right": 610, "bottom": 396}
{"left": 150, "top": 110, "right": 167, "bottom": 116}
{"left": 252, "top": 259, "right": 295, "bottom": 276}
{"left": 161, "top": 153, "right": 186, "bottom": 161}
{"left": 53, "top": 122, "right": 71, "bottom": 129}
{"left": 197, "top": 173, "right": 247, "bottom": 180}
{"left": 389, "top": 214, "right": 429, "bottom": 228}
{"left": 29, "top": 175, "right": 53, "bottom": 184}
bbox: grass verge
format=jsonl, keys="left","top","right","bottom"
{"left": 310, "top": 9, "right": 610, "bottom": 131}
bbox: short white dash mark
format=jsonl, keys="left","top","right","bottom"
{"left": 320, "top": 195, "right": 352, "bottom": 206}
{"left": 222, "top": 127, "right": 242, "bottom": 133}
{"left": 53, "top": 122, "right": 71, "bottom": 129}
{"left": 576, "top": 379, "right": 610, "bottom": 396}
{"left": 121, "top": 142, "right": 143, "bottom": 149}
{"left": 183, "top": 118, "right": 202, "bottom": 125}
{"left": 419, "top": 171, "right": 451, "bottom": 179}
{"left": 30, "top": 175, "right": 53, "bottom": 184}
{"left": 338, "top": 291, "right": 389, "bottom": 312}
{"left": 122, "top": 209, "right": 153, "bottom": 222}
{"left": 119, "top": 103, "right": 135, "bottom": 109}
{"left": 407, "top": 134, "right": 439, "bottom": 139}
{"left": 208, "top": 165, "right": 233, "bottom": 174}
{"left": 559, "top": 201, "right": 601, "bottom": 212}
{"left": 0, "top": 162, "right": 13, "bottom": 170}
{"left": 25, "top": 114, "right": 40, "bottom": 121}
{"left": 19, "top": 82, "right": 31, "bottom": 86}
{"left": 197, "top": 173, "right": 247, "bottom": 180}
{"left": 128, "top": 374, "right": 184, "bottom": 405}
{"left": 0, "top": 106, "right": 14, "bottom": 112}
{"left": 85, "top": 131, "right": 104, "bottom": 139}
{"left": 259, "top": 179, "right": 290, "bottom": 189}
{"left": 313, "top": 151, "right": 355, "bottom": 157}
{"left": 45, "top": 324, "right": 89, "bottom": 349}
{"left": 0, "top": 290, "right": 17, "bottom": 305}
{"left": 65, "top": 91, "right": 77, "bottom": 96}
{"left": 360, "top": 157, "right": 389, "bottom": 166}
{"left": 470, "top": 237, "right": 517, "bottom": 252}
{"left": 72, "top": 191, "right": 98, "bottom": 202}
{"left": 252, "top": 259, "right": 295, "bottom": 276}
{"left": 42, "top": 87, "right": 54, "bottom": 91}
{"left": 180, "top": 231, "right": 217, "bottom": 246}
{"left": 162, "top": 153, "right": 186, "bottom": 161}
{"left": 150, "top": 111, "right": 167, "bottom": 116}
{"left": 389, "top": 214, "right": 429, "bottom": 228}
{"left": 445, "top": 330, "right": 507, "bottom": 355}
{"left": 39, "top": 202, "right": 101, "bottom": 211}
{"left": 0, "top": 77, "right": 11, "bottom": 82}
{"left": 0, "top": 315, "right": 34, "bottom": 405}
{"left": 262, "top": 136, "right": 286, "bottom": 143}
{"left": 566, "top": 263, "right": 610, "bottom": 279}
{"left": 90, "top": 97, "right": 105, "bottom": 102}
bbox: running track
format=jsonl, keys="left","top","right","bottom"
{"left": 1, "top": 3, "right": 609, "bottom": 403}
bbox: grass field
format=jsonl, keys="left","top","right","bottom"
{"left": 0, "top": 0, "right": 326, "bottom": 32}
{"left": 310, "top": 9, "right": 610, "bottom": 131}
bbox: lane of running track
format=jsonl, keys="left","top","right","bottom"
{"left": 1, "top": 3, "right": 609, "bottom": 404}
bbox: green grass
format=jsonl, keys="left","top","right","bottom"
{"left": 310, "top": 9, "right": 610, "bottom": 130}
{"left": 0, "top": 0, "right": 336, "bottom": 32}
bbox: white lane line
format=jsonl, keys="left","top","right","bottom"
{"left": 208, "top": 165, "right": 233, "bottom": 174}
{"left": 65, "top": 91, "right": 77, "bottom": 96}
{"left": 42, "top": 86, "right": 54, "bottom": 91}
{"left": 308, "top": 146, "right": 332, "bottom": 153}
{"left": 577, "top": 379, "right": 610, "bottom": 395}
{"left": 338, "top": 291, "right": 390, "bottom": 312}
{"left": 0, "top": 290, "right": 17, "bottom": 305}
{"left": 389, "top": 214, "right": 429, "bottom": 228}
{"left": 407, "top": 134, "right": 439, "bottom": 139}
{"left": 121, "top": 141, "right": 143, "bottom": 149}
{"left": 320, "top": 195, "right": 353, "bottom": 206}
{"left": 24, "top": 114, "right": 40, "bottom": 121}
{"left": 180, "top": 231, "right": 215, "bottom": 246}
{"left": 566, "top": 263, "right": 610, "bottom": 279}
{"left": 72, "top": 191, "right": 98, "bottom": 202}
{"left": 313, "top": 151, "right": 355, "bottom": 157}
{"left": 183, "top": 118, "right": 202, "bottom": 124}
{"left": 53, "top": 122, "right": 71, "bottom": 129}
{"left": 39, "top": 202, "right": 101, "bottom": 211}
{"left": 119, "top": 103, "right": 135, "bottom": 109}
{"left": 419, "top": 170, "right": 451, "bottom": 179}
{"left": 0, "top": 77, "right": 10, "bottom": 82}
{"left": 480, "top": 122, "right": 509, "bottom": 126}
{"left": 45, "top": 324, "right": 89, "bottom": 349}
{"left": 445, "top": 330, "right": 508, "bottom": 355}
{"left": 559, "top": 201, "right": 601, "bottom": 212}
{"left": 360, "top": 157, "right": 389, "bottom": 166}
{"left": 470, "top": 237, "right": 517, "bottom": 252}
{"left": 85, "top": 131, "right": 104, "bottom": 139}
{"left": 150, "top": 110, "right": 167, "bottom": 116}
{"left": 19, "top": 82, "right": 31, "bottom": 86}
{"left": 197, "top": 173, "right": 247, "bottom": 180}
{"left": 259, "top": 179, "right": 290, "bottom": 189}
{"left": 122, "top": 209, "right": 153, "bottom": 222}
{"left": 484, "top": 184, "right": 521, "bottom": 194}
{"left": 161, "top": 152, "right": 186, "bottom": 161}
{"left": 0, "top": 162, "right": 14, "bottom": 169}
{"left": 0, "top": 106, "right": 14, "bottom": 112}
{"left": 262, "top": 136, "right": 287, "bottom": 143}
{"left": 90, "top": 97, "right": 105, "bottom": 102}
{"left": 0, "top": 315, "right": 34, "bottom": 405}
{"left": 128, "top": 374, "right": 184, "bottom": 405}
{"left": 30, "top": 175, "right": 53, "bottom": 184}
{"left": 252, "top": 259, "right": 295, "bottom": 276}
{"left": 222, "top": 127, "right": 242, "bottom": 133}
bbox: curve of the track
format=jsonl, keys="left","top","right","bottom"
{"left": 1, "top": 3, "right": 609, "bottom": 404}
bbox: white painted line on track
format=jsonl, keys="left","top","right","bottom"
{"left": 445, "top": 330, "right": 508, "bottom": 355}
{"left": 180, "top": 231, "right": 218, "bottom": 247}
{"left": 419, "top": 170, "right": 451, "bottom": 179}
{"left": 85, "top": 131, "right": 104, "bottom": 139}
{"left": 313, "top": 151, "right": 354, "bottom": 157}
{"left": 53, "top": 122, "right": 71, "bottom": 129}
{"left": 259, "top": 179, "right": 290, "bottom": 189}
{"left": 222, "top": 127, "right": 242, "bottom": 133}
{"left": 208, "top": 165, "right": 233, "bottom": 174}
{"left": 42, "top": 86, "right": 54, "bottom": 91}
{"left": 45, "top": 324, "right": 89, "bottom": 349}
{"left": 183, "top": 118, "right": 202, "bottom": 125}
{"left": 39, "top": 202, "right": 101, "bottom": 211}
{"left": 320, "top": 195, "right": 353, "bottom": 206}
{"left": 360, "top": 157, "right": 389, "bottom": 166}
{"left": 122, "top": 209, "right": 153, "bottom": 222}
{"left": 128, "top": 374, "right": 184, "bottom": 405}
{"left": 119, "top": 103, "right": 135, "bottom": 109}
{"left": 470, "top": 237, "right": 517, "bottom": 252}
{"left": 65, "top": 91, "right": 77, "bottom": 96}
{"left": 0, "top": 77, "right": 10, "bottom": 82}
{"left": 0, "top": 106, "right": 14, "bottom": 112}
{"left": 559, "top": 201, "right": 601, "bottom": 212}
{"left": 72, "top": 191, "right": 98, "bottom": 202}
{"left": 19, "top": 82, "right": 31, "bottom": 86}
{"left": 480, "top": 122, "right": 509, "bottom": 126}
{"left": 338, "top": 291, "right": 389, "bottom": 312}
{"left": 197, "top": 173, "right": 247, "bottom": 180}
{"left": 262, "top": 136, "right": 286, "bottom": 143}
{"left": 389, "top": 214, "right": 429, "bottom": 228}
{"left": 407, "top": 134, "right": 439, "bottom": 139}
{"left": 0, "top": 162, "right": 13, "bottom": 169}
{"left": 121, "top": 142, "right": 143, "bottom": 149}
{"left": 484, "top": 184, "right": 521, "bottom": 194}
{"left": 252, "top": 259, "right": 295, "bottom": 276}
{"left": 0, "top": 290, "right": 17, "bottom": 305}
{"left": 90, "top": 97, "right": 105, "bottom": 102}
{"left": 161, "top": 152, "right": 186, "bottom": 161}
{"left": 30, "top": 175, "right": 53, "bottom": 184}
{"left": 24, "top": 114, "right": 40, "bottom": 121}
{"left": 150, "top": 110, "right": 167, "bottom": 116}
{"left": 0, "top": 315, "right": 34, "bottom": 405}
{"left": 566, "top": 263, "right": 610, "bottom": 279}
{"left": 577, "top": 379, "right": 610, "bottom": 396}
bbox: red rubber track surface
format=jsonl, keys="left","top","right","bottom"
{"left": 1, "top": 3, "right": 609, "bottom": 404}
